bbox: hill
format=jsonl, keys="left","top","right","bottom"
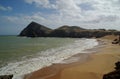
{"left": 19, "top": 22, "right": 120, "bottom": 38}
{"left": 19, "top": 22, "right": 52, "bottom": 37}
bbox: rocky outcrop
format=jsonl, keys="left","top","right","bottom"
{"left": 115, "top": 61, "right": 120, "bottom": 70}
{"left": 0, "top": 74, "right": 13, "bottom": 79}
{"left": 103, "top": 70, "right": 120, "bottom": 79}
{"left": 19, "top": 22, "right": 120, "bottom": 38}
{"left": 103, "top": 62, "right": 120, "bottom": 79}
{"left": 19, "top": 22, "right": 52, "bottom": 37}
{"left": 112, "top": 38, "right": 120, "bottom": 44}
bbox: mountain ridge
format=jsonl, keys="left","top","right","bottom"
{"left": 19, "top": 21, "right": 120, "bottom": 38}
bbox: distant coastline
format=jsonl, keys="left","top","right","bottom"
{"left": 0, "top": 35, "right": 17, "bottom": 36}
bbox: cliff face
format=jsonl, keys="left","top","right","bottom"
{"left": 19, "top": 22, "right": 52, "bottom": 37}
{"left": 19, "top": 22, "right": 120, "bottom": 38}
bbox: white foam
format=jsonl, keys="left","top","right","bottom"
{"left": 0, "top": 38, "right": 98, "bottom": 79}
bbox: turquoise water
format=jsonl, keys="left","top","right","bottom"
{"left": 0, "top": 36, "right": 76, "bottom": 67}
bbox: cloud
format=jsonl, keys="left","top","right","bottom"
{"left": 2, "top": 0, "right": 120, "bottom": 31}
{"left": 0, "top": 5, "right": 12, "bottom": 11}
{"left": 25, "top": 0, "right": 56, "bottom": 8}
{"left": 3, "top": 13, "right": 46, "bottom": 25}
{"left": 79, "top": 2, "right": 95, "bottom": 11}
{"left": 24, "top": 0, "right": 120, "bottom": 17}
{"left": 82, "top": 15, "right": 120, "bottom": 24}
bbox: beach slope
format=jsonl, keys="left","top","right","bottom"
{"left": 25, "top": 35, "right": 120, "bottom": 79}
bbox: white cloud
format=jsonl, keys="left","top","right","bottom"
{"left": 2, "top": 0, "right": 120, "bottom": 30}
{"left": 55, "top": 0, "right": 82, "bottom": 18}
{"left": 25, "top": 0, "right": 56, "bottom": 8}
{"left": 3, "top": 13, "right": 46, "bottom": 25}
{"left": 0, "top": 5, "right": 12, "bottom": 11}
{"left": 24, "top": 0, "right": 120, "bottom": 18}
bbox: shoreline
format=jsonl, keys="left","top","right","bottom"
{"left": 53, "top": 35, "right": 120, "bottom": 79}
{"left": 24, "top": 38, "right": 105, "bottom": 79}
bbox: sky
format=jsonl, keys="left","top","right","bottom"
{"left": 0, "top": 0, "right": 120, "bottom": 35}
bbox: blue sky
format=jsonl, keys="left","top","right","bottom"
{"left": 0, "top": 0, "right": 120, "bottom": 35}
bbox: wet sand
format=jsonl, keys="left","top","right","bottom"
{"left": 24, "top": 35, "right": 120, "bottom": 79}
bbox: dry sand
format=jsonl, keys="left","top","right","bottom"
{"left": 24, "top": 35, "right": 120, "bottom": 79}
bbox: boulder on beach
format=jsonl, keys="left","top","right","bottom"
{"left": 103, "top": 70, "right": 120, "bottom": 79}
{"left": 103, "top": 61, "right": 120, "bottom": 79}
{"left": 112, "top": 39, "right": 119, "bottom": 44}
{"left": 115, "top": 61, "right": 120, "bottom": 70}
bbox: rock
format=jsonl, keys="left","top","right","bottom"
{"left": 115, "top": 61, "right": 120, "bottom": 70}
{"left": 0, "top": 74, "right": 13, "bottom": 79}
{"left": 103, "top": 61, "right": 120, "bottom": 79}
{"left": 112, "top": 39, "right": 119, "bottom": 44}
{"left": 103, "top": 70, "right": 120, "bottom": 79}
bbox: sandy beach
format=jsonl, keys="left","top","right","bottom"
{"left": 24, "top": 35, "right": 120, "bottom": 79}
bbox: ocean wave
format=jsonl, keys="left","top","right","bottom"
{"left": 0, "top": 38, "right": 98, "bottom": 79}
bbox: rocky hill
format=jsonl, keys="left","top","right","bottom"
{"left": 50, "top": 25, "right": 85, "bottom": 37}
{"left": 19, "top": 22, "right": 52, "bottom": 37}
{"left": 19, "top": 22, "right": 120, "bottom": 38}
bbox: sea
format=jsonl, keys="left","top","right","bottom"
{"left": 0, "top": 36, "right": 99, "bottom": 79}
